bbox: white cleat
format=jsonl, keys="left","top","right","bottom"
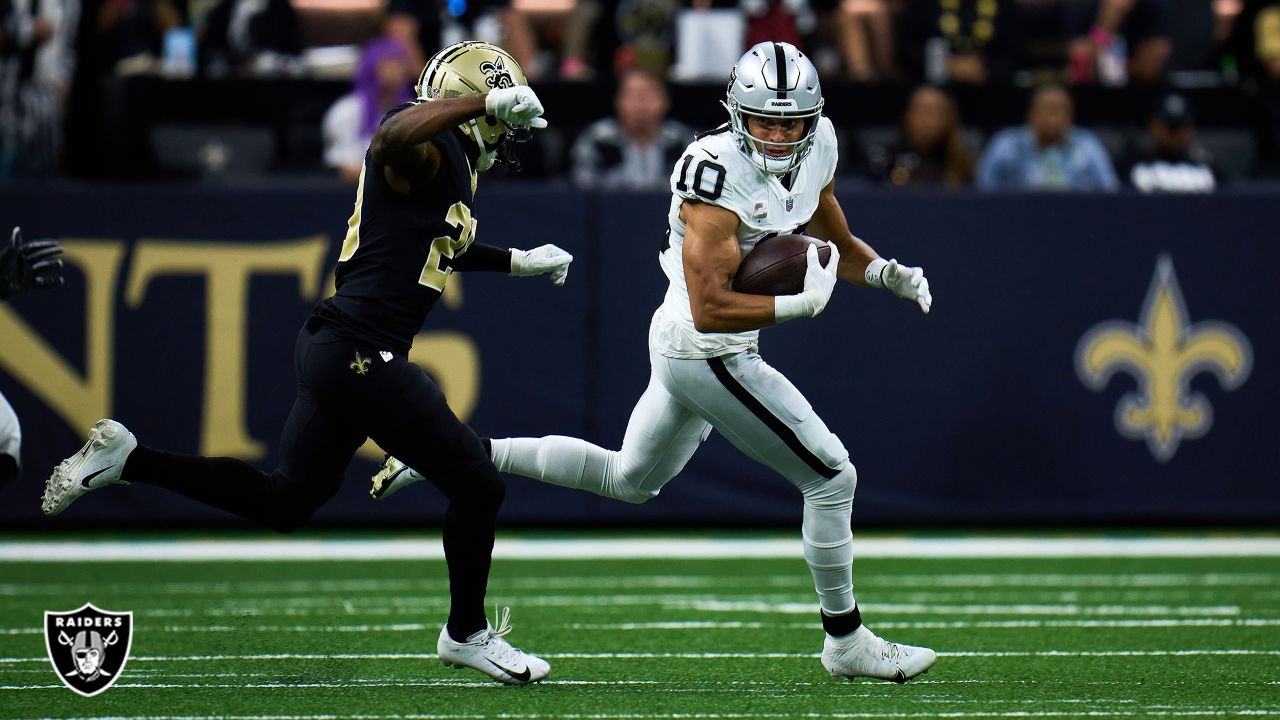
{"left": 436, "top": 607, "right": 550, "bottom": 685}
{"left": 370, "top": 454, "right": 425, "bottom": 500}
{"left": 42, "top": 419, "right": 137, "bottom": 517}
{"left": 821, "top": 625, "right": 938, "bottom": 683}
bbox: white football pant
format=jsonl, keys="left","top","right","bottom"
{"left": 491, "top": 349, "right": 856, "bottom": 616}
{"left": 0, "top": 390, "right": 20, "bottom": 467}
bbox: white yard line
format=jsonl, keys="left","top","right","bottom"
{"left": 0, "top": 679, "right": 656, "bottom": 691}
{"left": 10, "top": 707, "right": 1280, "bottom": 712}
{"left": 3, "top": 536, "right": 1280, "bottom": 562}
{"left": 7, "top": 616, "right": 1277, "bottom": 636}
{"left": 3, "top": 649, "right": 1280, "bottom": 666}
{"left": 6, "top": 572, "right": 1277, "bottom": 597}
{"left": 678, "top": 600, "right": 1244, "bottom": 616}
{"left": 568, "top": 618, "right": 1280, "bottom": 631}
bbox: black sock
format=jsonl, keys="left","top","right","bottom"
{"left": 821, "top": 605, "right": 862, "bottom": 638}
{"left": 0, "top": 455, "right": 17, "bottom": 491}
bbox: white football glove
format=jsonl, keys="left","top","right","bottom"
{"left": 485, "top": 86, "right": 548, "bottom": 129}
{"left": 881, "top": 258, "right": 932, "bottom": 314}
{"left": 511, "top": 244, "right": 573, "bottom": 286}
{"left": 774, "top": 243, "right": 841, "bottom": 323}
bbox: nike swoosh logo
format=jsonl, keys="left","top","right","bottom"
{"left": 486, "top": 659, "right": 531, "bottom": 683}
{"left": 892, "top": 669, "right": 907, "bottom": 684}
{"left": 703, "top": 150, "right": 719, "bottom": 159}
{"left": 81, "top": 466, "right": 114, "bottom": 488}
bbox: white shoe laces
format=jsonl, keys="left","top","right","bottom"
{"left": 480, "top": 606, "right": 526, "bottom": 667}
{"left": 490, "top": 605, "right": 513, "bottom": 639}
{"left": 881, "top": 640, "right": 903, "bottom": 663}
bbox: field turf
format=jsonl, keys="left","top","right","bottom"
{"left": 1, "top": 535, "right": 1278, "bottom": 719}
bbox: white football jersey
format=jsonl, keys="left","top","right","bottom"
{"left": 650, "top": 116, "right": 839, "bottom": 359}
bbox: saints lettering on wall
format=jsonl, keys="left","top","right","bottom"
{"left": 0, "top": 237, "right": 481, "bottom": 464}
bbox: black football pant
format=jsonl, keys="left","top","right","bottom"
{"left": 122, "top": 321, "right": 503, "bottom": 638}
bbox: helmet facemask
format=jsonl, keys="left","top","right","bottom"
{"left": 726, "top": 90, "right": 823, "bottom": 175}
{"left": 724, "top": 42, "right": 825, "bottom": 176}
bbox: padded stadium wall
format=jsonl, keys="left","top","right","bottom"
{"left": 0, "top": 186, "right": 1276, "bottom": 527}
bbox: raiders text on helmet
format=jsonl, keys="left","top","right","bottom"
{"left": 726, "top": 41, "right": 825, "bottom": 175}
{"left": 415, "top": 41, "right": 532, "bottom": 171}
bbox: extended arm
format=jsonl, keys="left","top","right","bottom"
{"left": 805, "top": 179, "right": 881, "bottom": 287}
{"left": 804, "top": 179, "right": 933, "bottom": 313}
{"left": 0, "top": 227, "right": 63, "bottom": 300}
{"left": 454, "top": 242, "right": 573, "bottom": 286}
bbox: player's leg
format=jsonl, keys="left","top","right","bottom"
{"left": 43, "top": 325, "right": 366, "bottom": 530}
{"left": 488, "top": 360, "right": 711, "bottom": 504}
{"left": 0, "top": 390, "right": 20, "bottom": 490}
{"left": 662, "top": 350, "right": 936, "bottom": 682}
{"left": 360, "top": 358, "right": 547, "bottom": 685}
{"left": 116, "top": 393, "right": 363, "bottom": 532}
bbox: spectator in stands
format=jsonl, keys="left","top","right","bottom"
{"left": 0, "top": 0, "right": 78, "bottom": 176}
{"left": 743, "top": 0, "right": 815, "bottom": 50}
{"left": 89, "top": 0, "right": 183, "bottom": 74}
{"left": 977, "top": 84, "right": 1118, "bottom": 191}
{"left": 615, "top": 0, "right": 678, "bottom": 76}
{"left": 571, "top": 68, "right": 689, "bottom": 190}
{"left": 831, "top": 0, "right": 897, "bottom": 81}
{"left": 322, "top": 37, "right": 414, "bottom": 183}
{"left": 897, "top": 0, "right": 1019, "bottom": 84}
{"left": 866, "top": 85, "right": 975, "bottom": 188}
{"left": 1118, "top": 93, "right": 1219, "bottom": 193}
{"left": 466, "top": 1, "right": 601, "bottom": 80}
{"left": 1063, "top": 0, "right": 1172, "bottom": 84}
{"left": 386, "top": 0, "right": 441, "bottom": 71}
{"left": 1223, "top": 0, "right": 1280, "bottom": 80}
{"left": 1222, "top": 0, "right": 1280, "bottom": 171}
{"left": 199, "top": 0, "right": 303, "bottom": 77}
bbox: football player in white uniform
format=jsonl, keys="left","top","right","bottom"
{"left": 372, "top": 41, "right": 936, "bottom": 682}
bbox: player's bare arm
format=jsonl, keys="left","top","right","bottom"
{"left": 806, "top": 179, "right": 933, "bottom": 314}
{"left": 806, "top": 179, "right": 880, "bottom": 287}
{"left": 370, "top": 94, "right": 487, "bottom": 183}
{"left": 371, "top": 85, "right": 547, "bottom": 188}
{"left": 681, "top": 200, "right": 779, "bottom": 333}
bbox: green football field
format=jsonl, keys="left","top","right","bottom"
{"left": 2, "top": 534, "right": 1279, "bottom": 719}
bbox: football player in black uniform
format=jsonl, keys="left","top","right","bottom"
{"left": 1, "top": 226, "right": 64, "bottom": 491}
{"left": 40, "top": 42, "right": 568, "bottom": 685}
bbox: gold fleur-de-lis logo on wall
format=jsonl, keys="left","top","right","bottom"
{"left": 1075, "top": 256, "right": 1252, "bottom": 462}
{"left": 349, "top": 351, "right": 371, "bottom": 376}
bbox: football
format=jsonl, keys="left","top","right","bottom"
{"left": 732, "top": 234, "right": 833, "bottom": 296}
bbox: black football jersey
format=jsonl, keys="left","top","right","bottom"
{"left": 312, "top": 102, "right": 478, "bottom": 354}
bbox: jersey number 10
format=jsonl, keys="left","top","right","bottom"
{"left": 675, "top": 156, "right": 726, "bottom": 202}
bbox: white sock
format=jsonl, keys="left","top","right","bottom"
{"left": 800, "top": 465, "right": 857, "bottom": 615}
{"left": 490, "top": 436, "right": 660, "bottom": 504}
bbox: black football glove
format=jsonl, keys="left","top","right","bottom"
{"left": 0, "top": 226, "right": 64, "bottom": 300}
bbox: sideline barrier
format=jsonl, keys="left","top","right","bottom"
{"left": 0, "top": 186, "right": 1275, "bottom": 526}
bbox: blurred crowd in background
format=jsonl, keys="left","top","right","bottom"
{"left": 2, "top": 0, "right": 1279, "bottom": 190}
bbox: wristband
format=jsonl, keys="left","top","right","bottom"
{"left": 774, "top": 293, "right": 811, "bottom": 323}
{"left": 864, "top": 258, "right": 888, "bottom": 288}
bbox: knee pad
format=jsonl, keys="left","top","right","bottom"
{"left": 803, "top": 463, "right": 856, "bottom": 510}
